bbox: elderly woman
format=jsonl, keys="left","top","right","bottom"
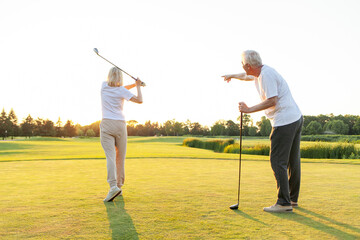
{"left": 101, "top": 67, "right": 143, "bottom": 202}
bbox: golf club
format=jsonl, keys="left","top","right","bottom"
{"left": 93, "top": 48, "right": 146, "bottom": 87}
{"left": 230, "top": 112, "right": 243, "bottom": 210}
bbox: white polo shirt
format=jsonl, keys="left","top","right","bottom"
{"left": 101, "top": 82, "right": 135, "bottom": 120}
{"left": 255, "top": 65, "right": 302, "bottom": 127}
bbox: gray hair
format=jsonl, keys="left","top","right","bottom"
{"left": 241, "top": 50, "right": 262, "bottom": 67}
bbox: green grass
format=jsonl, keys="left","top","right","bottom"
{"left": 1, "top": 137, "right": 360, "bottom": 239}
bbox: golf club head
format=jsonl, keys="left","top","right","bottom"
{"left": 229, "top": 203, "right": 239, "bottom": 210}
{"left": 93, "top": 48, "right": 99, "bottom": 55}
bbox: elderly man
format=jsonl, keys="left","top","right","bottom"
{"left": 223, "top": 50, "right": 303, "bottom": 212}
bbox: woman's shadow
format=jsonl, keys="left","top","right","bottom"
{"left": 104, "top": 197, "right": 139, "bottom": 240}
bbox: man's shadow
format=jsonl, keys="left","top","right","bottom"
{"left": 271, "top": 207, "right": 359, "bottom": 239}
{"left": 104, "top": 197, "right": 139, "bottom": 240}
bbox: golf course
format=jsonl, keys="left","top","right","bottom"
{"left": 0, "top": 137, "right": 359, "bottom": 239}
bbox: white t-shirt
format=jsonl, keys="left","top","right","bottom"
{"left": 101, "top": 82, "right": 135, "bottom": 120}
{"left": 255, "top": 65, "right": 302, "bottom": 127}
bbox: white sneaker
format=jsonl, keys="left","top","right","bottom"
{"left": 263, "top": 204, "right": 293, "bottom": 213}
{"left": 103, "top": 186, "right": 122, "bottom": 202}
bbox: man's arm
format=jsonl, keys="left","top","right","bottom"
{"left": 239, "top": 96, "right": 278, "bottom": 113}
{"left": 222, "top": 73, "right": 255, "bottom": 82}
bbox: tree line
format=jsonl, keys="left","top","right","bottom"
{"left": 1, "top": 108, "right": 360, "bottom": 139}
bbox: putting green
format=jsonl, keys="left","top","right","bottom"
{"left": 0, "top": 137, "right": 359, "bottom": 239}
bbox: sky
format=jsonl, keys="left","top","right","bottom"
{"left": 1, "top": 0, "right": 359, "bottom": 127}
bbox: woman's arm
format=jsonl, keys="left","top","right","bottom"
{"left": 129, "top": 79, "right": 143, "bottom": 104}
{"left": 124, "top": 83, "right": 136, "bottom": 90}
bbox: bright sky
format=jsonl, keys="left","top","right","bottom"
{"left": 1, "top": 0, "right": 359, "bottom": 127}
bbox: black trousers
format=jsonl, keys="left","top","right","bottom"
{"left": 270, "top": 116, "right": 303, "bottom": 206}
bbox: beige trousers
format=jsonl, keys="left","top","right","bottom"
{"left": 100, "top": 119, "right": 127, "bottom": 188}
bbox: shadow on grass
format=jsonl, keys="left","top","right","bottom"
{"left": 232, "top": 209, "right": 268, "bottom": 226}
{"left": 271, "top": 208, "right": 359, "bottom": 239}
{"left": 296, "top": 207, "right": 360, "bottom": 234}
{"left": 104, "top": 197, "right": 139, "bottom": 240}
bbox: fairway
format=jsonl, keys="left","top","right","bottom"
{"left": 1, "top": 137, "right": 359, "bottom": 239}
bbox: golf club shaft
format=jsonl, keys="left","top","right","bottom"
{"left": 237, "top": 112, "right": 243, "bottom": 205}
{"left": 94, "top": 48, "right": 146, "bottom": 86}
{"left": 97, "top": 54, "right": 137, "bottom": 80}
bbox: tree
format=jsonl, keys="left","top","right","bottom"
{"left": 305, "top": 121, "right": 323, "bottom": 135}
{"left": 183, "top": 119, "right": 191, "bottom": 135}
{"left": 257, "top": 116, "right": 272, "bottom": 136}
{"left": 225, "top": 120, "right": 239, "bottom": 136}
{"left": 142, "top": 121, "right": 159, "bottom": 136}
{"left": 173, "top": 121, "right": 183, "bottom": 136}
{"left": 86, "top": 129, "right": 95, "bottom": 137}
{"left": 127, "top": 120, "right": 138, "bottom": 136}
{"left": 238, "top": 114, "right": 256, "bottom": 136}
{"left": 63, "top": 120, "right": 76, "bottom": 137}
{"left": 77, "top": 129, "right": 84, "bottom": 136}
{"left": 20, "top": 114, "right": 35, "bottom": 138}
{"left": 33, "top": 118, "right": 54, "bottom": 136}
{"left": 55, "top": 117, "right": 63, "bottom": 137}
{"left": 8, "top": 108, "right": 19, "bottom": 138}
{"left": 164, "top": 120, "right": 175, "bottom": 136}
{"left": 0, "top": 108, "right": 8, "bottom": 139}
{"left": 353, "top": 118, "right": 360, "bottom": 135}
{"left": 151, "top": 122, "right": 161, "bottom": 136}
{"left": 190, "top": 122, "right": 203, "bottom": 135}
{"left": 248, "top": 126, "right": 258, "bottom": 136}
{"left": 211, "top": 120, "right": 226, "bottom": 136}
{"left": 34, "top": 118, "right": 44, "bottom": 136}
{"left": 324, "top": 120, "right": 349, "bottom": 135}
{"left": 43, "top": 119, "right": 55, "bottom": 136}
{"left": 88, "top": 121, "right": 101, "bottom": 137}
{"left": 337, "top": 114, "right": 358, "bottom": 135}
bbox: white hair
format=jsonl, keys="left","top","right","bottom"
{"left": 241, "top": 50, "right": 262, "bottom": 67}
{"left": 107, "top": 67, "right": 123, "bottom": 87}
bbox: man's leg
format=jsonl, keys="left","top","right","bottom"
{"left": 288, "top": 117, "right": 303, "bottom": 203}
{"left": 270, "top": 121, "right": 299, "bottom": 206}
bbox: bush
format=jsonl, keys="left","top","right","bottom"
{"left": 224, "top": 144, "right": 270, "bottom": 155}
{"left": 301, "top": 135, "right": 360, "bottom": 143}
{"left": 224, "top": 144, "right": 240, "bottom": 154}
{"left": 300, "top": 143, "right": 359, "bottom": 159}
{"left": 185, "top": 138, "right": 359, "bottom": 159}
{"left": 183, "top": 138, "right": 234, "bottom": 152}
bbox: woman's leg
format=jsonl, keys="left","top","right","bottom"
{"left": 114, "top": 121, "right": 127, "bottom": 189}
{"left": 100, "top": 120, "right": 117, "bottom": 188}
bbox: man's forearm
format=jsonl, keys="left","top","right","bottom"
{"left": 247, "top": 97, "right": 278, "bottom": 113}
{"left": 231, "top": 73, "right": 255, "bottom": 81}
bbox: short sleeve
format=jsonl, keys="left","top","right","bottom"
{"left": 260, "top": 70, "right": 278, "bottom": 99}
{"left": 120, "top": 88, "right": 135, "bottom": 101}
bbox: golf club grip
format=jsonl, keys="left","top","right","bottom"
{"left": 133, "top": 77, "right": 146, "bottom": 87}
